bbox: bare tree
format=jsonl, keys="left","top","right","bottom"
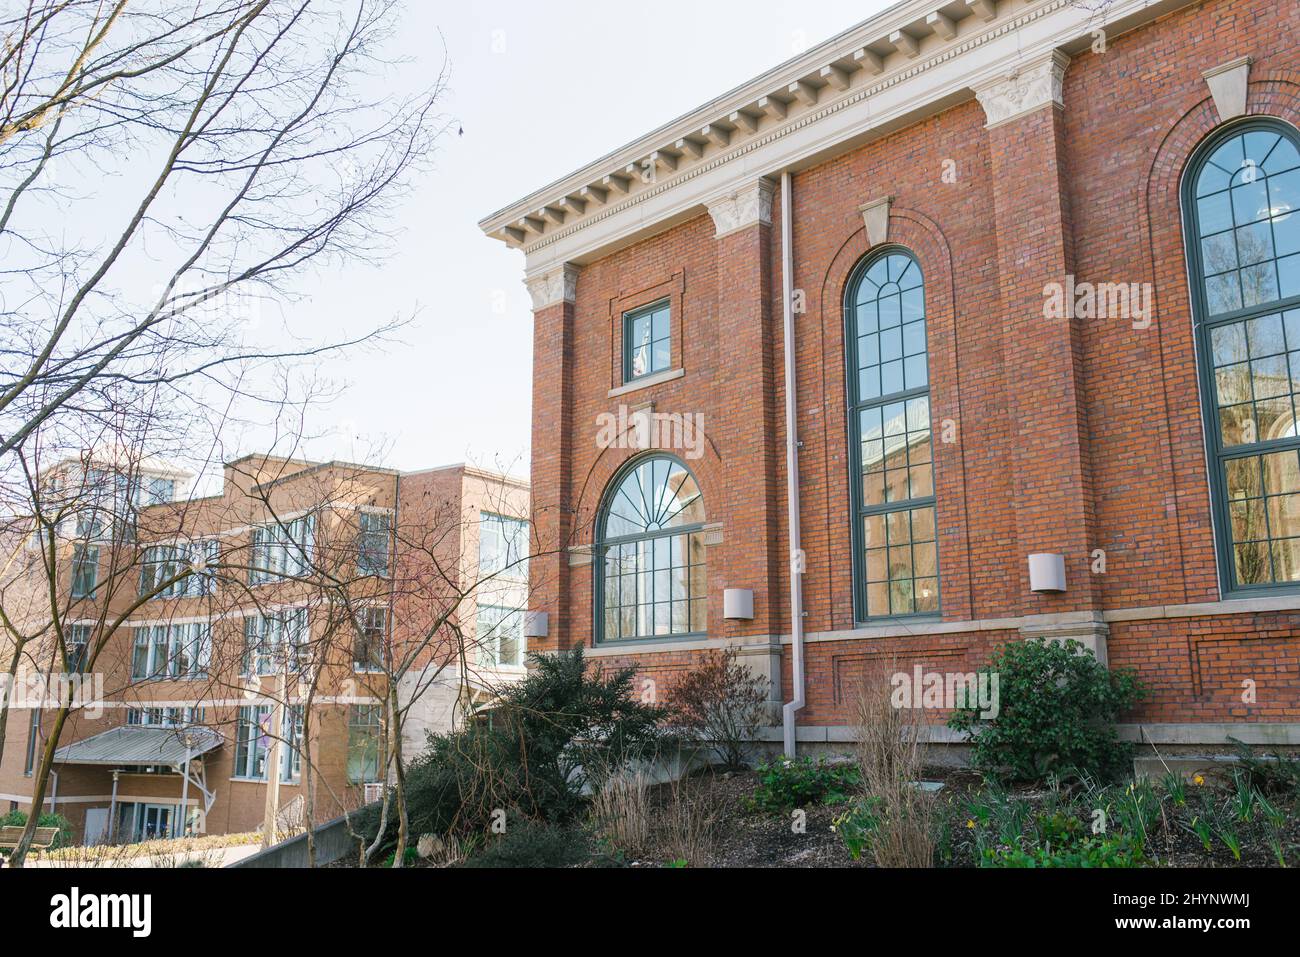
{"left": 0, "top": 1, "right": 447, "bottom": 454}
{"left": 229, "top": 457, "right": 540, "bottom": 868}
{"left": 0, "top": 0, "right": 448, "bottom": 867}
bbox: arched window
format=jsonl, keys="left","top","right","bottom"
{"left": 1185, "top": 120, "right": 1300, "bottom": 593}
{"left": 595, "top": 454, "right": 707, "bottom": 643}
{"left": 846, "top": 248, "right": 938, "bottom": 619}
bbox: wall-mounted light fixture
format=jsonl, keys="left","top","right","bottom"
{"left": 724, "top": 589, "right": 755, "bottom": 621}
{"left": 1028, "top": 554, "right": 1067, "bottom": 594}
{"left": 523, "top": 611, "right": 550, "bottom": 639}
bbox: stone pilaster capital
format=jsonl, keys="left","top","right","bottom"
{"left": 973, "top": 50, "right": 1071, "bottom": 130}
{"left": 705, "top": 176, "right": 776, "bottom": 239}
{"left": 525, "top": 263, "right": 581, "bottom": 311}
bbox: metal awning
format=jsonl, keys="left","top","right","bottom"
{"left": 52, "top": 726, "right": 223, "bottom": 767}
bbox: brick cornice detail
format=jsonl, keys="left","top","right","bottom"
{"left": 525, "top": 263, "right": 581, "bottom": 310}
{"left": 704, "top": 177, "right": 776, "bottom": 239}
{"left": 973, "top": 49, "right": 1070, "bottom": 129}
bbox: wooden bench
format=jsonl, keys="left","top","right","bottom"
{"left": 0, "top": 825, "right": 60, "bottom": 859}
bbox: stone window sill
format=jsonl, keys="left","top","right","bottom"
{"left": 608, "top": 368, "right": 685, "bottom": 399}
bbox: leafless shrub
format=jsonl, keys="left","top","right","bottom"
{"left": 673, "top": 648, "right": 769, "bottom": 771}
{"left": 590, "top": 768, "right": 652, "bottom": 858}
{"left": 652, "top": 775, "right": 718, "bottom": 867}
{"left": 854, "top": 663, "right": 935, "bottom": 868}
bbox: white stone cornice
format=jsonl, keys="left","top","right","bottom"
{"left": 973, "top": 49, "right": 1070, "bottom": 128}
{"left": 525, "top": 263, "right": 580, "bottom": 311}
{"left": 491, "top": 0, "right": 1194, "bottom": 273}
{"left": 705, "top": 177, "right": 776, "bottom": 239}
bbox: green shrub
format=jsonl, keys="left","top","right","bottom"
{"left": 463, "top": 820, "right": 594, "bottom": 869}
{"left": 747, "top": 757, "right": 860, "bottom": 814}
{"left": 360, "top": 647, "right": 669, "bottom": 853}
{"left": 947, "top": 638, "right": 1144, "bottom": 782}
{"left": 981, "top": 832, "right": 1145, "bottom": 868}
{"left": 0, "top": 811, "right": 74, "bottom": 849}
{"left": 379, "top": 847, "right": 421, "bottom": 868}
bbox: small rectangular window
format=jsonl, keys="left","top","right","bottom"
{"left": 140, "top": 540, "right": 218, "bottom": 599}
{"left": 476, "top": 605, "right": 524, "bottom": 668}
{"left": 130, "top": 623, "right": 211, "bottom": 681}
{"left": 357, "top": 512, "right": 391, "bottom": 577}
{"left": 24, "top": 708, "right": 40, "bottom": 776}
{"left": 71, "top": 544, "right": 99, "bottom": 599}
{"left": 243, "top": 608, "right": 309, "bottom": 676}
{"left": 347, "top": 705, "right": 383, "bottom": 784}
{"left": 478, "top": 513, "right": 529, "bottom": 581}
{"left": 234, "top": 705, "right": 301, "bottom": 782}
{"left": 354, "top": 607, "right": 387, "bottom": 673}
{"left": 66, "top": 624, "right": 91, "bottom": 673}
{"left": 623, "top": 300, "right": 672, "bottom": 382}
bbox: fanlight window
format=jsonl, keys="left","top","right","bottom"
{"left": 596, "top": 455, "right": 707, "bottom": 643}
{"left": 1187, "top": 121, "right": 1300, "bottom": 591}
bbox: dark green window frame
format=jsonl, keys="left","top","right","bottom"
{"left": 622, "top": 299, "right": 672, "bottom": 383}
{"left": 845, "top": 247, "right": 940, "bottom": 622}
{"left": 593, "top": 453, "right": 707, "bottom": 645}
{"left": 1183, "top": 118, "right": 1300, "bottom": 596}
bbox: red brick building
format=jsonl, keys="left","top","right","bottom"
{"left": 481, "top": 0, "right": 1300, "bottom": 754}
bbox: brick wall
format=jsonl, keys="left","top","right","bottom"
{"left": 528, "top": 0, "right": 1300, "bottom": 733}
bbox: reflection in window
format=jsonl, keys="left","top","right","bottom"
{"left": 234, "top": 705, "right": 302, "bottom": 782}
{"left": 596, "top": 455, "right": 707, "bottom": 642}
{"left": 479, "top": 513, "right": 529, "bottom": 581}
{"left": 357, "top": 512, "right": 391, "bottom": 577}
{"left": 623, "top": 300, "right": 671, "bottom": 382}
{"left": 249, "top": 515, "right": 315, "bottom": 584}
{"left": 1189, "top": 122, "right": 1300, "bottom": 590}
{"left": 242, "top": 608, "right": 309, "bottom": 676}
{"left": 354, "top": 606, "right": 387, "bottom": 673}
{"left": 130, "top": 622, "right": 211, "bottom": 680}
{"left": 476, "top": 605, "right": 524, "bottom": 667}
{"left": 848, "top": 250, "right": 938, "bottom": 618}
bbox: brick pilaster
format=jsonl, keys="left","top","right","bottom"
{"left": 977, "top": 52, "right": 1101, "bottom": 619}
{"left": 526, "top": 264, "right": 579, "bottom": 653}
{"left": 706, "top": 178, "right": 784, "bottom": 640}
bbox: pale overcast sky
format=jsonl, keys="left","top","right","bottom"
{"left": 291, "top": 0, "right": 892, "bottom": 475}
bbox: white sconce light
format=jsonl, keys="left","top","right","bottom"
{"left": 523, "top": 611, "right": 550, "bottom": 639}
{"left": 1028, "top": 554, "right": 1067, "bottom": 594}
{"left": 724, "top": 589, "right": 755, "bottom": 621}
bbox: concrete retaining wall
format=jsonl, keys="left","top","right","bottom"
{"left": 228, "top": 808, "right": 371, "bottom": 869}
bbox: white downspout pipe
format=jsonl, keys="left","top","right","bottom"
{"left": 780, "top": 170, "right": 806, "bottom": 757}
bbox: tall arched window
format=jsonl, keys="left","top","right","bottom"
{"left": 595, "top": 454, "right": 707, "bottom": 643}
{"left": 1186, "top": 120, "right": 1300, "bottom": 594}
{"left": 846, "top": 248, "right": 938, "bottom": 619}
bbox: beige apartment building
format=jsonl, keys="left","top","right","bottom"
{"left": 0, "top": 453, "right": 530, "bottom": 844}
